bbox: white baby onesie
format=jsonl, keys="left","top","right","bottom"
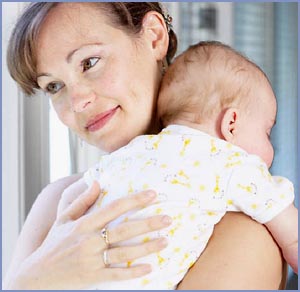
{"left": 84, "top": 124, "right": 294, "bottom": 290}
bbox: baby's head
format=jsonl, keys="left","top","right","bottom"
{"left": 158, "top": 41, "right": 277, "bottom": 167}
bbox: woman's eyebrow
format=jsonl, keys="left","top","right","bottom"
{"left": 37, "top": 73, "right": 52, "bottom": 79}
{"left": 66, "top": 48, "right": 80, "bottom": 63}
{"left": 66, "top": 43, "right": 103, "bottom": 63}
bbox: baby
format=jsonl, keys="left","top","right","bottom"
{"left": 82, "top": 41, "right": 297, "bottom": 289}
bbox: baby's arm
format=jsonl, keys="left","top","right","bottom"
{"left": 265, "top": 204, "right": 298, "bottom": 274}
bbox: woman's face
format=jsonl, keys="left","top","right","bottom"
{"left": 36, "top": 3, "right": 162, "bottom": 152}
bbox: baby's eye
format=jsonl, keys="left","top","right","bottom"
{"left": 45, "top": 82, "right": 64, "bottom": 95}
{"left": 82, "top": 57, "right": 100, "bottom": 72}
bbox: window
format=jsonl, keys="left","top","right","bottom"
{"left": 49, "top": 103, "right": 71, "bottom": 182}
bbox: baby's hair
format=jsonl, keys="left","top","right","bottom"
{"left": 7, "top": 2, "right": 177, "bottom": 96}
{"left": 159, "top": 41, "right": 271, "bottom": 126}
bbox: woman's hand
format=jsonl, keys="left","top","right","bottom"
{"left": 5, "top": 181, "right": 171, "bottom": 289}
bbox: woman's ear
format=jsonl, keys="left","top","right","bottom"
{"left": 142, "top": 11, "right": 169, "bottom": 60}
{"left": 220, "top": 108, "right": 239, "bottom": 143}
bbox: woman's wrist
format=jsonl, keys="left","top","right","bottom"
{"left": 4, "top": 249, "right": 48, "bottom": 289}
{"left": 3, "top": 265, "right": 36, "bottom": 289}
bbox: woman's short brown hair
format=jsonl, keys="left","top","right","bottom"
{"left": 7, "top": 2, "right": 178, "bottom": 95}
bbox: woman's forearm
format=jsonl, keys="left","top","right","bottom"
{"left": 178, "top": 212, "right": 284, "bottom": 290}
{"left": 3, "top": 174, "right": 83, "bottom": 289}
{"left": 3, "top": 250, "right": 48, "bottom": 290}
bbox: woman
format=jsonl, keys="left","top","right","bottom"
{"left": 4, "top": 2, "right": 284, "bottom": 289}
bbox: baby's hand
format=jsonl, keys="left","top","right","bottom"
{"left": 282, "top": 241, "right": 298, "bottom": 274}
{"left": 265, "top": 204, "right": 298, "bottom": 275}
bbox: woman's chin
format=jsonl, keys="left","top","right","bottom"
{"left": 93, "top": 138, "right": 129, "bottom": 154}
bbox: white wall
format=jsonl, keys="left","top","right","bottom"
{"left": 2, "top": 2, "right": 25, "bottom": 278}
{"left": 2, "top": 2, "right": 50, "bottom": 278}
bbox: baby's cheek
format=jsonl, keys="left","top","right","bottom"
{"left": 263, "top": 144, "right": 274, "bottom": 168}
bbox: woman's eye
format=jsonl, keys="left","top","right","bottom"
{"left": 45, "top": 82, "right": 64, "bottom": 95}
{"left": 82, "top": 57, "right": 100, "bottom": 72}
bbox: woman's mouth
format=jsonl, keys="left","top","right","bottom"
{"left": 85, "top": 106, "right": 119, "bottom": 132}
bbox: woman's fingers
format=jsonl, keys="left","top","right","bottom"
{"left": 105, "top": 238, "right": 168, "bottom": 265}
{"left": 59, "top": 181, "right": 101, "bottom": 222}
{"left": 87, "top": 190, "right": 157, "bottom": 229}
{"left": 104, "top": 265, "right": 152, "bottom": 281}
{"left": 108, "top": 215, "right": 172, "bottom": 244}
{"left": 57, "top": 177, "right": 89, "bottom": 217}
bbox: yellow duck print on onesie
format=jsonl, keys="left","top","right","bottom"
{"left": 225, "top": 152, "right": 242, "bottom": 168}
{"left": 213, "top": 175, "right": 224, "bottom": 199}
{"left": 237, "top": 182, "right": 258, "bottom": 195}
{"left": 210, "top": 138, "right": 221, "bottom": 156}
{"left": 164, "top": 170, "right": 191, "bottom": 188}
{"left": 144, "top": 134, "right": 163, "bottom": 150}
{"left": 180, "top": 138, "right": 191, "bottom": 156}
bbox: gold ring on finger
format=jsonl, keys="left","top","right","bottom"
{"left": 103, "top": 249, "right": 110, "bottom": 267}
{"left": 100, "top": 227, "right": 110, "bottom": 246}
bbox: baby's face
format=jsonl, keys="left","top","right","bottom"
{"left": 233, "top": 82, "right": 277, "bottom": 168}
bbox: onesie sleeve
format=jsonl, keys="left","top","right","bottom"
{"left": 226, "top": 156, "right": 295, "bottom": 224}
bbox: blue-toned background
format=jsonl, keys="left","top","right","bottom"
{"left": 165, "top": 2, "right": 298, "bottom": 288}
{"left": 2, "top": 2, "right": 298, "bottom": 289}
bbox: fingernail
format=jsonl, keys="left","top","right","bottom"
{"left": 161, "top": 215, "right": 172, "bottom": 225}
{"left": 142, "top": 264, "right": 152, "bottom": 273}
{"left": 159, "top": 237, "right": 168, "bottom": 247}
{"left": 144, "top": 190, "right": 156, "bottom": 201}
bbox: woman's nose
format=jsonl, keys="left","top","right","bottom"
{"left": 70, "top": 83, "right": 96, "bottom": 113}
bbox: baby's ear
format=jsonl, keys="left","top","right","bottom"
{"left": 220, "top": 108, "right": 239, "bottom": 142}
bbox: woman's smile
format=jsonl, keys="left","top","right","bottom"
{"left": 85, "top": 106, "right": 120, "bottom": 132}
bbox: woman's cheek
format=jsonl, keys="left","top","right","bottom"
{"left": 53, "top": 102, "right": 73, "bottom": 128}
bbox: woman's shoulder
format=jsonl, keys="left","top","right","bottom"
{"left": 209, "top": 212, "right": 285, "bottom": 288}
{"left": 178, "top": 212, "right": 284, "bottom": 289}
{"left": 40, "top": 173, "right": 83, "bottom": 201}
